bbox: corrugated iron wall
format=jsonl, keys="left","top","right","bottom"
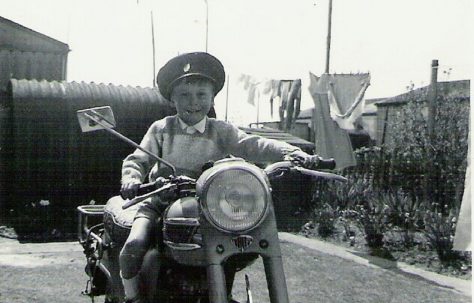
{"left": 0, "top": 50, "right": 67, "bottom": 92}
{"left": 1, "top": 79, "right": 175, "bottom": 235}
{"left": 0, "top": 90, "right": 12, "bottom": 217}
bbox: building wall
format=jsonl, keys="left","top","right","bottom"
{"left": 0, "top": 17, "right": 69, "bottom": 92}
{"left": 376, "top": 98, "right": 469, "bottom": 146}
{"left": 376, "top": 104, "right": 404, "bottom": 145}
{"left": 0, "top": 50, "right": 67, "bottom": 90}
{"left": 360, "top": 113, "right": 377, "bottom": 140}
{"left": 375, "top": 80, "right": 470, "bottom": 146}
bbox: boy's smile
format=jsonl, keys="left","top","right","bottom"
{"left": 170, "top": 79, "right": 215, "bottom": 126}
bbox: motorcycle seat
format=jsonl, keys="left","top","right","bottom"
{"left": 104, "top": 196, "right": 140, "bottom": 228}
{"left": 103, "top": 196, "right": 144, "bottom": 244}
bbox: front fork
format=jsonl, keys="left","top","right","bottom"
{"left": 263, "top": 256, "right": 289, "bottom": 303}
{"left": 202, "top": 195, "right": 289, "bottom": 303}
{"left": 207, "top": 256, "right": 289, "bottom": 303}
{"left": 207, "top": 264, "right": 228, "bottom": 302}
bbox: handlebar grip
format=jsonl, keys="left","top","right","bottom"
{"left": 317, "top": 158, "right": 336, "bottom": 170}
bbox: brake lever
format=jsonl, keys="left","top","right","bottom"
{"left": 265, "top": 161, "right": 347, "bottom": 182}
{"left": 122, "top": 183, "right": 177, "bottom": 209}
{"left": 122, "top": 176, "right": 197, "bottom": 209}
{"left": 293, "top": 166, "right": 348, "bottom": 182}
{"left": 264, "top": 161, "right": 292, "bottom": 180}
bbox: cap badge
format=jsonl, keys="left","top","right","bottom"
{"left": 183, "top": 63, "right": 191, "bottom": 72}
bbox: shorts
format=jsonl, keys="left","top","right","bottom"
{"left": 134, "top": 197, "right": 165, "bottom": 221}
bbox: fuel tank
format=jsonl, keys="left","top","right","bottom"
{"left": 162, "top": 196, "right": 206, "bottom": 266}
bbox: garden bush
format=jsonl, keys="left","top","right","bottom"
{"left": 382, "top": 189, "right": 425, "bottom": 247}
{"left": 314, "top": 203, "right": 338, "bottom": 238}
{"left": 311, "top": 177, "right": 391, "bottom": 248}
{"left": 309, "top": 90, "right": 469, "bottom": 262}
{"left": 423, "top": 204, "right": 460, "bottom": 263}
{"left": 353, "top": 192, "right": 391, "bottom": 249}
{"left": 311, "top": 176, "right": 374, "bottom": 210}
{"left": 383, "top": 93, "right": 469, "bottom": 260}
{"left": 383, "top": 94, "right": 469, "bottom": 211}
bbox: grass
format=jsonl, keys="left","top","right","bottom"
{"left": 232, "top": 242, "right": 470, "bottom": 303}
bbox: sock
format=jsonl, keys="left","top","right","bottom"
{"left": 120, "top": 271, "right": 140, "bottom": 300}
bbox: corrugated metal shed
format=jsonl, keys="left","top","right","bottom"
{"left": 1, "top": 79, "right": 175, "bottom": 231}
{"left": 0, "top": 16, "right": 69, "bottom": 92}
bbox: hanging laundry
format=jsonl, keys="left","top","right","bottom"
{"left": 269, "top": 80, "right": 281, "bottom": 118}
{"left": 453, "top": 131, "right": 471, "bottom": 251}
{"left": 309, "top": 72, "right": 356, "bottom": 170}
{"left": 238, "top": 74, "right": 251, "bottom": 89}
{"left": 278, "top": 80, "right": 292, "bottom": 126}
{"left": 276, "top": 79, "right": 302, "bottom": 131}
{"left": 236, "top": 75, "right": 302, "bottom": 127}
{"left": 326, "top": 73, "right": 371, "bottom": 130}
{"left": 285, "top": 79, "right": 302, "bottom": 131}
{"left": 247, "top": 85, "right": 258, "bottom": 106}
{"left": 261, "top": 80, "right": 273, "bottom": 94}
{"left": 238, "top": 73, "right": 260, "bottom": 105}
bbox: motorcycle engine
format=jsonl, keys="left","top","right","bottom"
{"left": 160, "top": 266, "right": 208, "bottom": 299}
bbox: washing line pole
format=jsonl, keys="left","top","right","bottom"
{"left": 256, "top": 88, "right": 261, "bottom": 126}
{"left": 204, "top": 0, "right": 209, "bottom": 52}
{"left": 325, "top": 0, "right": 333, "bottom": 74}
{"left": 225, "top": 74, "right": 230, "bottom": 122}
{"left": 424, "top": 59, "right": 439, "bottom": 205}
{"left": 151, "top": 10, "right": 157, "bottom": 87}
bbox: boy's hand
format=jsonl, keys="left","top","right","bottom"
{"left": 286, "top": 150, "right": 322, "bottom": 169}
{"left": 121, "top": 181, "right": 142, "bottom": 200}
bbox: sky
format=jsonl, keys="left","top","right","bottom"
{"left": 0, "top": 0, "right": 472, "bottom": 125}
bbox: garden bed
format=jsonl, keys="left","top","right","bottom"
{"left": 297, "top": 218, "right": 472, "bottom": 280}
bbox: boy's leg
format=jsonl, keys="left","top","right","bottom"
{"left": 120, "top": 217, "right": 154, "bottom": 302}
{"left": 141, "top": 248, "right": 161, "bottom": 302}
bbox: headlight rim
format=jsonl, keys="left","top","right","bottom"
{"left": 198, "top": 163, "right": 271, "bottom": 234}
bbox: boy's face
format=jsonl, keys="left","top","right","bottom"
{"left": 170, "top": 78, "right": 214, "bottom": 126}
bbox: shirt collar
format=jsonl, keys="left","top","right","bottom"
{"left": 177, "top": 116, "right": 207, "bottom": 134}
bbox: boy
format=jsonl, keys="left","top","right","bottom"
{"left": 119, "top": 52, "right": 320, "bottom": 303}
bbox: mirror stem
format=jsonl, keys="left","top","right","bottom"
{"left": 84, "top": 112, "right": 177, "bottom": 176}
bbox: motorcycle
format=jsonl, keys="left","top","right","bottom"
{"left": 76, "top": 106, "right": 347, "bottom": 303}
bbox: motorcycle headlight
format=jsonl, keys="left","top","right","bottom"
{"left": 198, "top": 161, "right": 270, "bottom": 232}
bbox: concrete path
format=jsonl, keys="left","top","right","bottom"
{"left": 0, "top": 233, "right": 471, "bottom": 298}
{"left": 279, "top": 232, "right": 472, "bottom": 297}
{"left": 0, "top": 237, "right": 83, "bottom": 267}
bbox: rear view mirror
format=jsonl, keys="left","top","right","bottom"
{"left": 76, "top": 105, "right": 177, "bottom": 176}
{"left": 77, "top": 106, "right": 116, "bottom": 132}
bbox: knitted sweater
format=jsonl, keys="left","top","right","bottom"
{"left": 122, "top": 115, "right": 300, "bottom": 183}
